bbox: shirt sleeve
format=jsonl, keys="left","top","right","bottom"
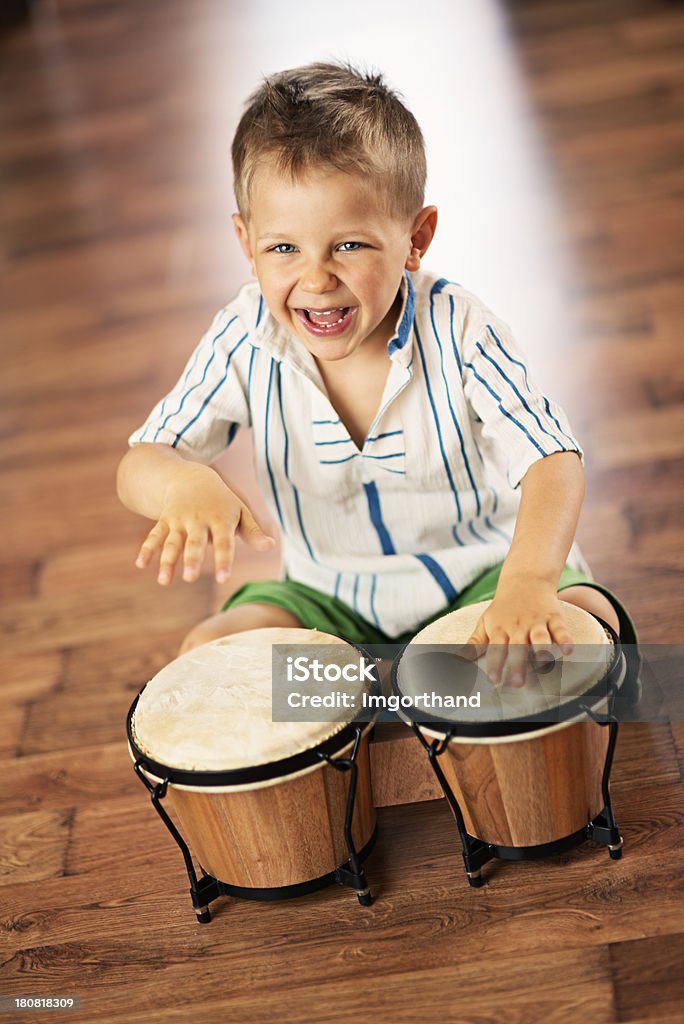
{"left": 128, "top": 306, "right": 252, "bottom": 463}
{"left": 462, "top": 311, "right": 583, "bottom": 488}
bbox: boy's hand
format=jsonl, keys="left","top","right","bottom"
{"left": 134, "top": 463, "right": 275, "bottom": 585}
{"left": 465, "top": 577, "right": 573, "bottom": 688}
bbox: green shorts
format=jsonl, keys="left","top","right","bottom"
{"left": 223, "top": 562, "right": 638, "bottom": 647}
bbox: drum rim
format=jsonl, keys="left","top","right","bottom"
{"left": 126, "top": 641, "right": 379, "bottom": 786}
{"left": 390, "top": 615, "right": 623, "bottom": 737}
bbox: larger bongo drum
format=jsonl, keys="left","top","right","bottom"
{"left": 127, "top": 628, "right": 378, "bottom": 922}
{"left": 392, "top": 601, "right": 625, "bottom": 886}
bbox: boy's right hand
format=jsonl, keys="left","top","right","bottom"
{"left": 134, "top": 463, "right": 275, "bottom": 586}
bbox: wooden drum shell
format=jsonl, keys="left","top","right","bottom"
{"left": 162, "top": 728, "right": 376, "bottom": 889}
{"left": 426, "top": 718, "right": 609, "bottom": 848}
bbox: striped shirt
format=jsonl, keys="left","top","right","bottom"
{"left": 129, "top": 269, "right": 585, "bottom": 637}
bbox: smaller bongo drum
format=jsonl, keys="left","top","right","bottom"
{"left": 127, "top": 628, "right": 378, "bottom": 922}
{"left": 392, "top": 601, "right": 625, "bottom": 886}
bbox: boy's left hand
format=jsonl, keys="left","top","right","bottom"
{"left": 465, "top": 578, "right": 573, "bottom": 688}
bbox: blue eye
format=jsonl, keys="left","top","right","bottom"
{"left": 271, "top": 244, "right": 297, "bottom": 254}
{"left": 338, "top": 241, "right": 363, "bottom": 252}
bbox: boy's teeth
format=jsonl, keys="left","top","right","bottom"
{"left": 306, "top": 307, "right": 349, "bottom": 326}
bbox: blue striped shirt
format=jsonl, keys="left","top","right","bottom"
{"left": 129, "top": 270, "right": 585, "bottom": 637}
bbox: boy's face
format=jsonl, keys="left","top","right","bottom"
{"left": 233, "top": 161, "right": 436, "bottom": 363}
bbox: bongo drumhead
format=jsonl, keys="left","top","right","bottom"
{"left": 394, "top": 600, "right": 618, "bottom": 731}
{"left": 131, "top": 627, "right": 373, "bottom": 774}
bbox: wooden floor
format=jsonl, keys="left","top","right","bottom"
{"left": 1, "top": 0, "right": 683, "bottom": 1021}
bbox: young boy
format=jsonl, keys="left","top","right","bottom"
{"left": 117, "top": 62, "right": 636, "bottom": 689}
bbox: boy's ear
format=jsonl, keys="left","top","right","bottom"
{"left": 233, "top": 213, "right": 255, "bottom": 269}
{"left": 405, "top": 206, "right": 438, "bottom": 271}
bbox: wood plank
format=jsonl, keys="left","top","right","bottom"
{"left": 576, "top": 504, "right": 633, "bottom": 562}
{"left": 0, "top": 561, "right": 39, "bottom": 602}
{"left": 582, "top": 456, "right": 684, "bottom": 510}
{"left": 0, "top": 743, "right": 134, "bottom": 815}
{"left": 20, "top": 691, "right": 136, "bottom": 756}
{"left": 671, "top": 723, "right": 684, "bottom": 778}
{"left": 0, "top": 705, "right": 26, "bottom": 760}
{"left": 0, "top": 945, "right": 616, "bottom": 1024}
{"left": 59, "top": 630, "right": 181, "bottom": 693}
{"left": 610, "top": 725, "right": 681, "bottom": 791}
{"left": 66, "top": 798, "right": 177, "bottom": 879}
{"left": 0, "top": 864, "right": 192, "bottom": 952}
{"left": 609, "top": 934, "right": 684, "bottom": 1022}
{"left": 577, "top": 564, "right": 684, "bottom": 645}
{"left": 589, "top": 406, "right": 684, "bottom": 470}
{"left": 18, "top": 642, "right": 180, "bottom": 756}
{"left": 38, "top": 542, "right": 175, "bottom": 597}
{"left": 0, "top": 579, "right": 214, "bottom": 657}
{"left": 107, "top": 1000, "right": 681, "bottom": 1024}
{"left": 1, "top": 459, "right": 148, "bottom": 561}
{"left": 0, "top": 808, "right": 71, "bottom": 883}
{"left": 0, "top": 413, "right": 151, "bottom": 470}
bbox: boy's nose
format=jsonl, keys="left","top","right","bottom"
{"left": 299, "top": 260, "right": 338, "bottom": 294}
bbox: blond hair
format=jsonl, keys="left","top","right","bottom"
{"left": 232, "top": 62, "right": 426, "bottom": 221}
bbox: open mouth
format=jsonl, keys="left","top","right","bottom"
{"left": 294, "top": 306, "right": 357, "bottom": 337}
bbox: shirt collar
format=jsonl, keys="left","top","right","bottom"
{"left": 387, "top": 271, "right": 415, "bottom": 367}
{"left": 251, "top": 270, "right": 416, "bottom": 373}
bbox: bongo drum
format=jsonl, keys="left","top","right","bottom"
{"left": 127, "top": 627, "right": 378, "bottom": 922}
{"left": 392, "top": 600, "right": 625, "bottom": 886}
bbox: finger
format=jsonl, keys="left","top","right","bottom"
{"left": 462, "top": 622, "right": 488, "bottom": 662}
{"left": 549, "top": 615, "right": 573, "bottom": 655}
{"left": 157, "top": 529, "right": 185, "bottom": 585}
{"left": 237, "top": 505, "right": 276, "bottom": 550}
{"left": 529, "top": 623, "right": 552, "bottom": 650}
{"left": 529, "top": 623, "right": 555, "bottom": 673}
{"left": 182, "top": 529, "right": 209, "bottom": 582}
{"left": 485, "top": 629, "right": 508, "bottom": 685}
{"left": 503, "top": 637, "right": 528, "bottom": 688}
{"left": 136, "top": 521, "right": 169, "bottom": 569}
{"left": 211, "top": 524, "right": 236, "bottom": 584}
